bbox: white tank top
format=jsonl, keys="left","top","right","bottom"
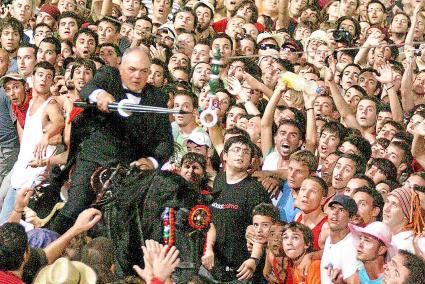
{"left": 11, "top": 97, "right": 57, "bottom": 189}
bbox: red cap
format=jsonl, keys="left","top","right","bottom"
{"left": 39, "top": 4, "right": 60, "bottom": 21}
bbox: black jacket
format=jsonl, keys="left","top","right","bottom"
{"left": 77, "top": 66, "right": 174, "bottom": 166}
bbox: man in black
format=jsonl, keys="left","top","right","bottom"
{"left": 50, "top": 48, "right": 173, "bottom": 234}
{"left": 201, "top": 135, "right": 270, "bottom": 283}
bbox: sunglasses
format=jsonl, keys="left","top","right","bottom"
{"left": 281, "top": 46, "right": 297, "bottom": 52}
{"left": 259, "top": 43, "right": 279, "bottom": 51}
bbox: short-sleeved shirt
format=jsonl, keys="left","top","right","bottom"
{"left": 321, "top": 233, "right": 361, "bottom": 284}
{"left": 210, "top": 171, "right": 270, "bottom": 275}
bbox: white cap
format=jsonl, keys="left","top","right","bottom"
{"left": 186, "top": 131, "right": 212, "bottom": 148}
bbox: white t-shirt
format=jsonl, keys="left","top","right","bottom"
{"left": 392, "top": 230, "right": 415, "bottom": 253}
{"left": 262, "top": 150, "right": 280, "bottom": 171}
{"left": 321, "top": 233, "right": 361, "bottom": 284}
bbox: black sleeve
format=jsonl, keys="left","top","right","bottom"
{"left": 79, "top": 66, "right": 122, "bottom": 102}
{"left": 247, "top": 178, "right": 272, "bottom": 210}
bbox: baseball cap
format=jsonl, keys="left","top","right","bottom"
{"left": 0, "top": 73, "right": 26, "bottom": 87}
{"left": 282, "top": 39, "right": 302, "bottom": 52}
{"left": 329, "top": 194, "right": 358, "bottom": 217}
{"left": 38, "top": 4, "right": 60, "bottom": 22}
{"left": 186, "top": 132, "right": 212, "bottom": 148}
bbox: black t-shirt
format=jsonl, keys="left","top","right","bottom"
{"left": 210, "top": 171, "right": 270, "bottom": 274}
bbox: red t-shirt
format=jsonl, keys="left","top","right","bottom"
{"left": 0, "top": 271, "right": 25, "bottom": 284}
{"left": 11, "top": 89, "right": 32, "bottom": 128}
{"left": 212, "top": 18, "right": 265, "bottom": 33}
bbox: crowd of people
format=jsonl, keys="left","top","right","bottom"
{"left": 0, "top": 0, "right": 425, "bottom": 283}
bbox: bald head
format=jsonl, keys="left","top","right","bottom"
{"left": 119, "top": 47, "right": 151, "bottom": 92}
{"left": 0, "top": 49, "right": 10, "bottom": 77}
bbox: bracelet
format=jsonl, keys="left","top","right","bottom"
{"left": 249, "top": 256, "right": 260, "bottom": 266}
{"left": 14, "top": 208, "right": 24, "bottom": 214}
{"left": 306, "top": 107, "right": 314, "bottom": 111}
{"left": 385, "top": 85, "right": 394, "bottom": 91}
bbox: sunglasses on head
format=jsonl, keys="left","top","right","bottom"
{"left": 259, "top": 43, "right": 279, "bottom": 51}
{"left": 281, "top": 46, "right": 297, "bottom": 52}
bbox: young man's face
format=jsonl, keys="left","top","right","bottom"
{"left": 99, "top": 46, "right": 121, "bottom": 68}
{"left": 382, "top": 194, "right": 407, "bottom": 229}
{"left": 297, "top": 179, "right": 324, "bottom": 212}
{"left": 274, "top": 124, "right": 302, "bottom": 160}
{"left": 58, "top": 0, "right": 77, "bottom": 13}
{"left": 358, "top": 72, "right": 379, "bottom": 96}
{"left": 376, "top": 122, "right": 399, "bottom": 141}
{"left": 97, "top": 21, "right": 118, "bottom": 45}
{"left": 391, "top": 13, "right": 409, "bottom": 34}
{"left": 191, "top": 44, "right": 210, "bottom": 67}
{"left": 322, "top": 153, "right": 340, "bottom": 185}
{"left": 314, "top": 96, "right": 335, "bottom": 120}
{"left": 268, "top": 224, "right": 284, "bottom": 256}
{"left": 4, "top": 80, "right": 26, "bottom": 106}
{"left": 12, "top": 0, "right": 32, "bottom": 24}
{"left": 168, "top": 52, "right": 189, "bottom": 73}
{"left": 287, "top": 160, "right": 310, "bottom": 190}
{"left": 368, "top": 3, "right": 385, "bottom": 25}
{"left": 180, "top": 160, "right": 204, "bottom": 185}
{"left": 226, "top": 106, "right": 246, "bottom": 129}
{"left": 356, "top": 233, "right": 386, "bottom": 262}
{"left": 74, "top": 34, "right": 96, "bottom": 59}
{"left": 147, "top": 64, "right": 166, "bottom": 87}
{"left": 152, "top": 0, "right": 172, "bottom": 19}
{"left": 340, "top": 65, "right": 360, "bottom": 91}
{"left": 223, "top": 142, "right": 252, "bottom": 172}
{"left": 1, "top": 27, "right": 20, "bottom": 53}
{"left": 134, "top": 19, "right": 152, "bottom": 41}
{"left": 36, "top": 13, "right": 56, "bottom": 29}
{"left": 318, "top": 129, "right": 341, "bottom": 160}
{"left": 72, "top": 65, "right": 93, "bottom": 92}
{"left": 174, "top": 11, "right": 196, "bottom": 32}
{"left": 191, "top": 62, "right": 211, "bottom": 89}
{"left": 384, "top": 144, "right": 405, "bottom": 171}
{"left": 352, "top": 191, "right": 378, "bottom": 226}
{"left": 365, "top": 164, "right": 387, "bottom": 184}
{"left": 328, "top": 203, "right": 351, "bottom": 231}
{"left": 344, "top": 87, "right": 363, "bottom": 112}
{"left": 339, "top": 0, "right": 358, "bottom": 17}
{"left": 58, "top": 17, "right": 78, "bottom": 41}
{"left": 196, "top": 6, "right": 212, "bottom": 31}
{"left": 382, "top": 253, "right": 411, "bottom": 284}
{"left": 17, "top": 47, "right": 36, "bottom": 77}
{"left": 376, "top": 110, "right": 392, "bottom": 133}
{"left": 33, "top": 26, "right": 53, "bottom": 47}
{"left": 211, "top": 37, "right": 233, "bottom": 63}
{"left": 253, "top": 215, "right": 274, "bottom": 244}
{"left": 332, "top": 157, "right": 356, "bottom": 190}
{"left": 37, "top": 41, "right": 57, "bottom": 66}
{"left": 121, "top": 0, "right": 141, "bottom": 18}
{"left": 173, "top": 94, "right": 195, "bottom": 127}
{"left": 176, "top": 33, "right": 196, "bottom": 57}
{"left": 339, "top": 141, "right": 360, "bottom": 156}
{"left": 282, "top": 228, "right": 309, "bottom": 260}
{"left": 356, "top": 99, "right": 377, "bottom": 128}
{"left": 33, "top": 67, "right": 54, "bottom": 94}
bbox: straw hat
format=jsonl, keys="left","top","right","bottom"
{"left": 34, "top": 257, "right": 97, "bottom": 284}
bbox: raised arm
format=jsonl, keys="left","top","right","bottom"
{"left": 261, "top": 84, "right": 286, "bottom": 157}
{"left": 224, "top": 77, "right": 260, "bottom": 115}
{"left": 276, "top": 0, "right": 290, "bottom": 30}
{"left": 400, "top": 46, "right": 416, "bottom": 114}
{"left": 375, "top": 64, "right": 403, "bottom": 123}
{"left": 303, "top": 91, "right": 318, "bottom": 152}
{"left": 405, "top": 3, "right": 422, "bottom": 45}
{"left": 412, "top": 120, "right": 425, "bottom": 168}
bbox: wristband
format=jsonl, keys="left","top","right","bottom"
{"left": 249, "top": 256, "right": 260, "bottom": 266}
{"left": 14, "top": 208, "right": 24, "bottom": 214}
{"left": 385, "top": 85, "right": 394, "bottom": 91}
{"left": 306, "top": 107, "right": 314, "bottom": 111}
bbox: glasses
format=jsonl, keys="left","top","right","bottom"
{"left": 35, "top": 31, "right": 53, "bottom": 37}
{"left": 228, "top": 146, "right": 251, "bottom": 155}
{"left": 281, "top": 46, "right": 297, "bottom": 53}
{"left": 259, "top": 43, "right": 280, "bottom": 51}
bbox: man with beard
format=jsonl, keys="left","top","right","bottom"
{"left": 194, "top": 1, "right": 215, "bottom": 41}
{"left": 348, "top": 222, "right": 393, "bottom": 284}
{"left": 351, "top": 186, "right": 384, "bottom": 227}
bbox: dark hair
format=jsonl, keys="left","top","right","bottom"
{"left": 224, "top": 127, "right": 250, "bottom": 138}
{"left": 97, "top": 17, "right": 120, "bottom": 32}
{"left": 33, "top": 61, "right": 56, "bottom": 77}
{"left": 382, "top": 120, "right": 404, "bottom": 132}
{"left": 90, "top": 55, "right": 106, "bottom": 67}
{"left": 151, "top": 57, "right": 171, "bottom": 82}
{"left": 174, "top": 89, "right": 198, "bottom": 109}
{"left": 321, "top": 121, "right": 348, "bottom": 143}
{"left": 398, "top": 250, "right": 425, "bottom": 283}
{"left": 359, "top": 68, "right": 381, "bottom": 92}
{"left": 0, "top": 223, "right": 28, "bottom": 271}
{"left": 339, "top": 153, "right": 366, "bottom": 174}
{"left": 275, "top": 58, "right": 294, "bottom": 73}
{"left": 59, "top": 11, "right": 81, "bottom": 28}
{"left": 98, "top": 43, "right": 122, "bottom": 57}
{"left": 353, "top": 186, "right": 385, "bottom": 221}
{"left": 252, "top": 203, "right": 279, "bottom": 222}
{"left": 390, "top": 141, "right": 413, "bottom": 171}
{"left": 347, "top": 85, "right": 368, "bottom": 98}
{"left": 211, "top": 33, "right": 234, "bottom": 50}
{"left": 368, "top": 158, "right": 398, "bottom": 181}
{"left": 81, "top": 237, "right": 116, "bottom": 284}
{"left": 40, "top": 37, "right": 61, "bottom": 55}
{"left": 71, "top": 58, "right": 96, "bottom": 78}
{"left": 0, "top": 17, "right": 24, "bottom": 44}
{"left": 336, "top": 16, "right": 361, "bottom": 39}
{"left": 290, "top": 150, "right": 319, "bottom": 173}
{"left": 352, "top": 173, "right": 375, "bottom": 187}
{"left": 393, "top": 131, "right": 413, "bottom": 145}
{"left": 223, "top": 135, "right": 254, "bottom": 158}
{"left": 73, "top": 28, "right": 99, "bottom": 46}
{"left": 181, "top": 152, "right": 207, "bottom": 172}
{"left": 341, "top": 63, "right": 361, "bottom": 76}
{"left": 282, "top": 222, "right": 314, "bottom": 253}
{"left": 343, "top": 135, "right": 372, "bottom": 161}
{"left": 232, "top": 0, "right": 259, "bottom": 23}
{"left": 34, "top": 22, "right": 53, "bottom": 33}
{"left": 276, "top": 119, "right": 305, "bottom": 141}
{"left": 367, "top": 0, "right": 386, "bottom": 13}
{"left": 306, "top": 176, "right": 329, "bottom": 197}
{"left": 18, "top": 42, "right": 37, "bottom": 56}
